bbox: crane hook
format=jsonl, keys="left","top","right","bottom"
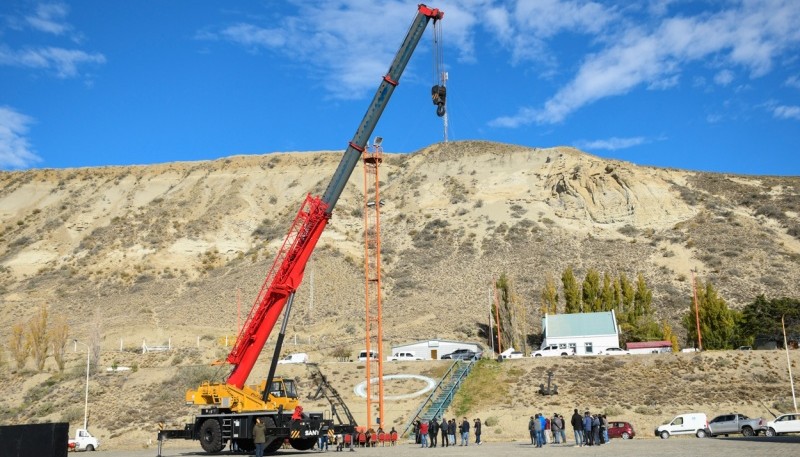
{"left": 431, "top": 85, "right": 446, "bottom": 117}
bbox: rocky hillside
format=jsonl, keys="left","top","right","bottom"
{"left": 1, "top": 140, "right": 799, "bottom": 450}
{"left": 0, "top": 141, "right": 797, "bottom": 351}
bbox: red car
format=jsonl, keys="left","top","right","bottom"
{"left": 607, "top": 421, "right": 635, "bottom": 439}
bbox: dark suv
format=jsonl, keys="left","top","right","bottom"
{"left": 441, "top": 349, "right": 480, "bottom": 360}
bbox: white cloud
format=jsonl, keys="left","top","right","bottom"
{"left": 574, "top": 136, "right": 646, "bottom": 151}
{"left": 26, "top": 2, "right": 71, "bottom": 35}
{"left": 773, "top": 105, "right": 800, "bottom": 120}
{"left": 491, "top": 0, "right": 800, "bottom": 126}
{"left": 786, "top": 75, "right": 800, "bottom": 89}
{"left": 0, "top": 45, "right": 105, "bottom": 78}
{"left": 0, "top": 107, "right": 42, "bottom": 169}
{"left": 714, "top": 69, "right": 734, "bottom": 86}
{"left": 200, "top": 0, "right": 482, "bottom": 99}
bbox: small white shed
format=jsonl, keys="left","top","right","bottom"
{"left": 390, "top": 339, "right": 482, "bottom": 360}
{"left": 541, "top": 310, "right": 621, "bottom": 355}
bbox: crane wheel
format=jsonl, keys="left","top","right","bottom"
{"left": 290, "top": 438, "right": 317, "bottom": 450}
{"left": 199, "top": 419, "right": 224, "bottom": 453}
{"left": 265, "top": 438, "right": 284, "bottom": 454}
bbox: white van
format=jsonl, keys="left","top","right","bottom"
{"left": 655, "top": 413, "right": 708, "bottom": 439}
{"left": 358, "top": 350, "right": 378, "bottom": 361}
{"left": 277, "top": 353, "right": 309, "bottom": 364}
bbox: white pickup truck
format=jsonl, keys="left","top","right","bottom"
{"left": 68, "top": 428, "right": 99, "bottom": 451}
{"left": 387, "top": 351, "right": 422, "bottom": 361}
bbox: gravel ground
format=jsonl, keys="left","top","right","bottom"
{"left": 104, "top": 435, "right": 800, "bottom": 457}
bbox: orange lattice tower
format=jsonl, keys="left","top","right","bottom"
{"left": 363, "top": 136, "right": 385, "bottom": 429}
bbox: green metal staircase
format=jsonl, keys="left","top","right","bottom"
{"left": 401, "top": 359, "right": 475, "bottom": 438}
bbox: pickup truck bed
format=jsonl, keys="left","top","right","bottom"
{"left": 707, "top": 413, "right": 765, "bottom": 437}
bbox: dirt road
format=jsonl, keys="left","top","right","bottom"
{"left": 105, "top": 436, "right": 800, "bottom": 457}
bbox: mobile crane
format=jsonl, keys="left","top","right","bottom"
{"left": 158, "top": 4, "right": 444, "bottom": 455}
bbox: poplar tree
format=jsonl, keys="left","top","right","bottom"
{"left": 562, "top": 267, "right": 581, "bottom": 314}
{"left": 582, "top": 268, "right": 602, "bottom": 312}
{"left": 541, "top": 274, "right": 559, "bottom": 315}
{"left": 682, "top": 279, "right": 737, "bottom": 349}
{"left": 633, "top": 273, "right": 653, "bottom": 319}
{"left": 601, "top": 273, "right": 615, "bottom": 311}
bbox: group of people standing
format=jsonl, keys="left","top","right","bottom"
{"left": 570, "top": 409, "right": 610, "bottom": 446}
{"left": 528, "top": 410, "right": 610, "bottom": 447}
{"left": 414, "top": 417, "right": 482, "bottom": 447}
{"left": 527, "top": 413, "right": 567, "bottom": 447}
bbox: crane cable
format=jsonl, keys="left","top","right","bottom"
{"left": 431, "top": 19, "right": 446, "bottom": 117}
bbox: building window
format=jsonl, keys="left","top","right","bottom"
{"left": 558, "top": 343, "right": 567, "bottom": 349}
{"left": 585, "top": 342, "right": 593, "bottom": 354}
{"left": 568, "top": 343, "right": 576, "bottom": 354}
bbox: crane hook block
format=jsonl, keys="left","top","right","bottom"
{"left": 431, "top": 85, "right": 446, "bottom": 117}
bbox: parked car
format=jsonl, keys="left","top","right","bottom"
{"left": 441, "top": 349, "right": 480, "bottom": 360}
{"left": 387, "top": 351, "right": 422, "bottom": 361}
{"left": 765, "top": 413, "right": 800, "bottom": 436}
{"left": 600, "top": 347, "right": 631, "bottom": 355}
{"left": 607, "top": 421, "right": 635, "bottom": 439}
{"left": 707, "top": 413, "right": 765, "bottom": 437}
{"left": 277, "top": 353, "right": 308, "bottom": 364}
{"left": 358, "top": 350, "right": 378, "bottom": 361}
{"left": 532, "top": 344, "right": 572, "bottom": 357}
{"left": 500, "top": 348, "right": 524, "bottom": 359}
{"left": 655, "top": 413, "right": 708, "bottom": 439}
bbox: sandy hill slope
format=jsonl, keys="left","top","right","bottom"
{"left": 0, "top": 140, "right": 797, "bottom": 346}
{"left": 0, "top": 140, "right": 798, "bottom": 449}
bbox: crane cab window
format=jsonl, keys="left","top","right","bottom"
{"left": 269, "top": 379, "right": 298, "bottom": 399}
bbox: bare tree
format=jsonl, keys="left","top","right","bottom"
{"left": 50, "top": 315, "right": 70, "bottom": 372}
{"left": 27, "top": 304, "right": 50, "bottom": 371}
{"left": 10, "top": 322, "right": 30, "bottom": 370}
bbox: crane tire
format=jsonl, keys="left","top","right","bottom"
{"left": 199, "top": 419, "right": 224, "bottom": 453}
{"left": 290, "top": 438, "right": 317, "bottom": 450}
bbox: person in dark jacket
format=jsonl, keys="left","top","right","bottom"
{"left": 449, "top": 419, "right": 456, "bottom": 445}
{"left": 474, "top": 418, "right": 482, "bottom": 445}
{"left": 460, "top": 417, "right": 470, "bottom": 446}
{"left": 253, "top": 417, "right": 266, "bottom": 457}
{"left": 429, "top": 417, "right": 439, "bottom": 448}
{"left": 571, "top": 409, "right": 583, "bottom": 446}
{"left": 414, "top": 420, "right": 421, "bottom": 445}
{"left": 440, "top": 418, "right": 449, "bottom": 447}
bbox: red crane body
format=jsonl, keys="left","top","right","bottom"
{"left": 225, "top": 4, "right": 444, "bottom": 390}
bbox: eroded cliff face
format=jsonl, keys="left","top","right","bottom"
{"left": 0, "top": 141, "right": 797, "bottom": 347}
{"left": 543, "top": 148, "right": 695, "bottom": 227}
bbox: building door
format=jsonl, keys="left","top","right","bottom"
{"left": 431, "top": 349, "right": 438, "bottom": 360}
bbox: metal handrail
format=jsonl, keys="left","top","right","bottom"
{"left": 400, "top": 359, "right": 475, "bottom": 437}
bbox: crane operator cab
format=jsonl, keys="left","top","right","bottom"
{"left": 254, "top": 377, "right": 299, "bottom": 411}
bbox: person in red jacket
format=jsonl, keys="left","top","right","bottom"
{"left": 419, "top": 421, "right": 429, "bottom": 448}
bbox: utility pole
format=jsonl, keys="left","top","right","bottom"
{"left": 783, "top": 315, "right": 798, "bottom": 412}
{"left": 691, "top": 269, "right": 703, "bottom": 351}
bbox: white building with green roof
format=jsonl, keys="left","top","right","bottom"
{"left": 540, "top": 310, "right": 620, "bottom": 355}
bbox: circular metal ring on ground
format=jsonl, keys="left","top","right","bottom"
{"left": 353, "top": 374, "right": 437, "bottom": 400}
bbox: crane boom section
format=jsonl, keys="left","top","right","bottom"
{"left": 320, "top": 4, "right": 444, "bottom": 213}
{"left": 227, "top": 195, "right": 328, "bottom": 388}
{"left": 225, "top": 4, "right": 443, "bottom": 390}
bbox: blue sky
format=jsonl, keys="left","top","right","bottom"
{"left": 1, "top": 1, "right": 799, "bottom": 175}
